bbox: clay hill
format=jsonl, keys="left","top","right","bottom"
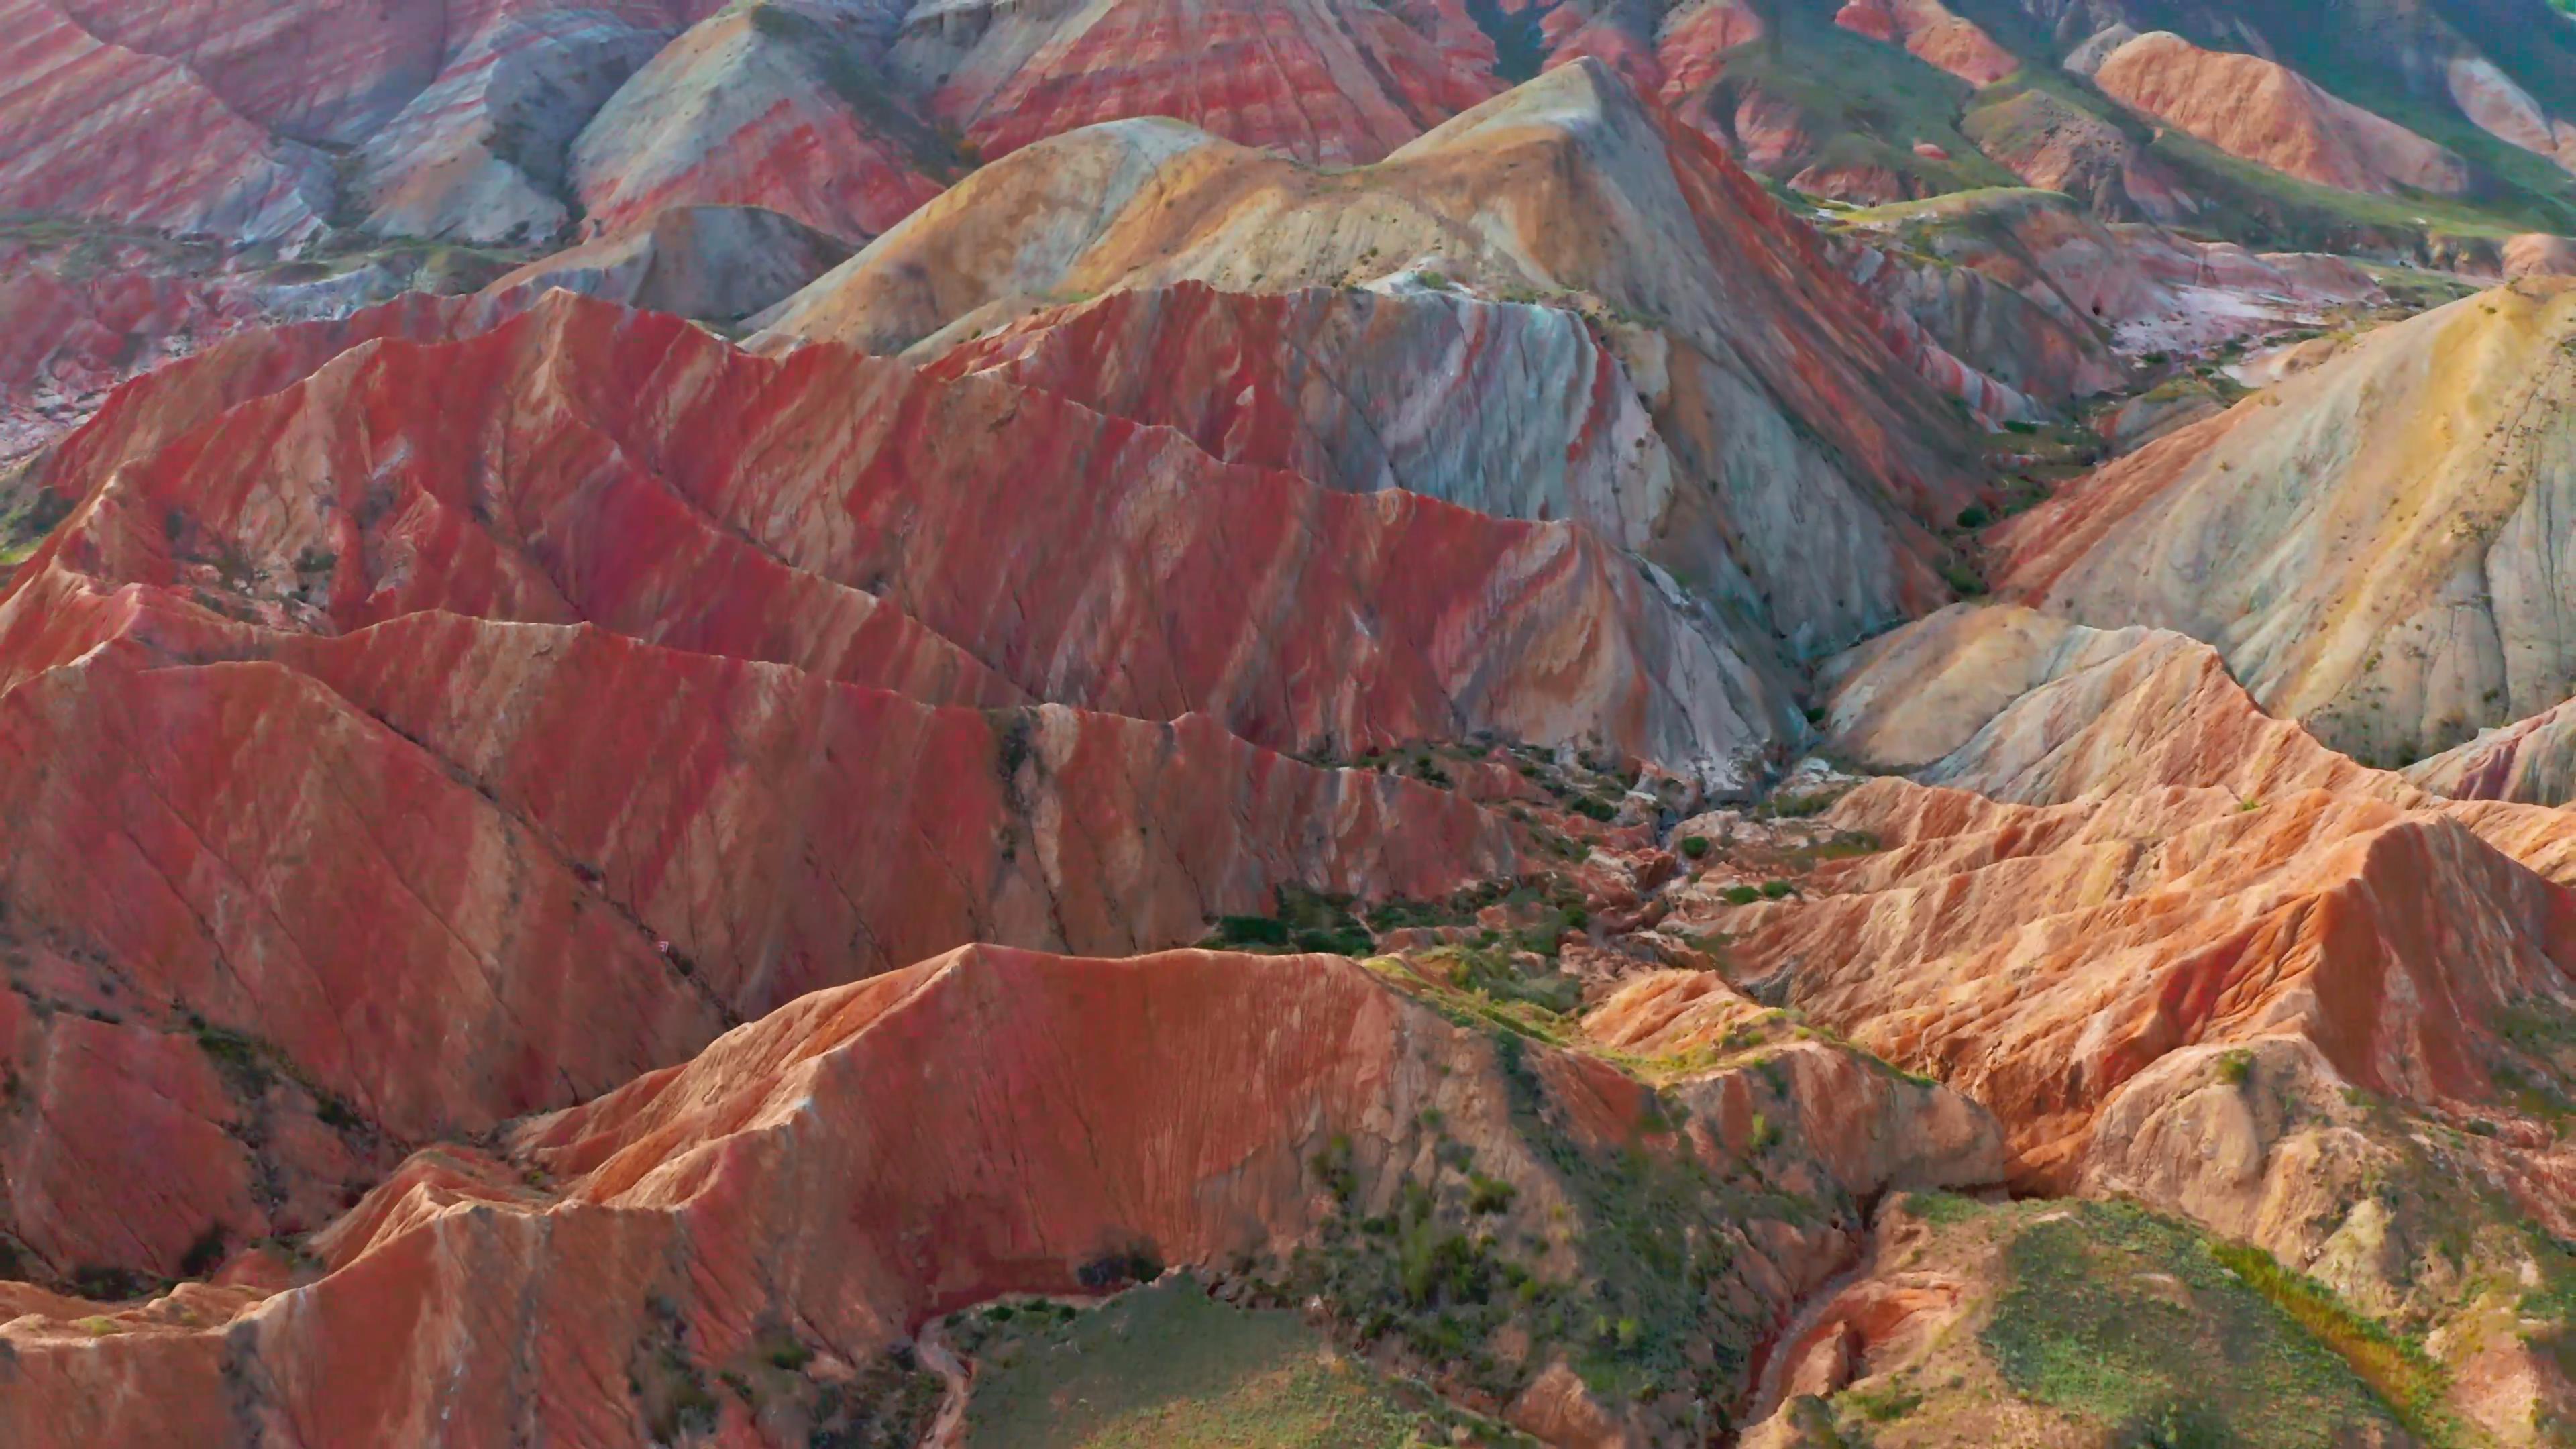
{"left": 15, "top": 3, "right": 2576, "bottom": 1449}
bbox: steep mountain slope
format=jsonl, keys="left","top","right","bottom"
{"left": 19, "top": 9, "right": 2576, "bottom": 1448}
{"left": 568, "top": 2, "right": 956, "bottom": 243}
{"left": 2084, "top": 31, "right": 2471, "bottom": 197}
{"left": 884, "top": 0, "right": 1504, "bottom": 165}
{"left": 1994, "top": 277, "right": 2576, "bottom": 767}
{"left": 759, "top": 62, "right": 1998, "bottom": 659}
{"left": 0, "top": 945, "right": 2001, "bottom": 1446}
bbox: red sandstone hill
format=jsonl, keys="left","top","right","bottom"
{"left": 0, "top": 945, "right": 2000, "bottom": 1447}
{"left": 18, "top": 7, "right": 2576, "bottom": 1446}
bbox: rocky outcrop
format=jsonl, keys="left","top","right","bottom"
{"left": 26, "top": 292, "right": 1798, "bottom": 780}
{"left": 2090, "top": 31, "right": 2470, "bottom": 196}
{"left": 2409, "top": 694, "right": 2576, "bottom": 804}
{"left": 1837, "top": 241, "right": 2125, "bottom": 411}
{"left": 0, "top": 586, "right": 1535, "bottom": 1277}
{"left": 568, "top": 2, "right": 951, "bottom": 244}
{"left": 1995, "top": 279, "right": 2576, "bottom": 767}
{"left": 1819, "top": 604, "right": 2408, "bottom": 805}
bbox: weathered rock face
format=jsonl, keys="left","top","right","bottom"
{"left": 0, "top": 944, "right": 2001, "bottom": 1448}
{"left": 20, "top": 286, "right": 1801, "bottom": 772}
{"left": 1837, "top": 240, "right": 2126, "bottom": 411}
{"left": 2409, "top": 693, "right": 2576, "bottom": 804}
{"left": 0, "top": 618, "right": 1524, "bottom": 1276}
{"left": 1959, "top": 85, "right": 2199, "bottom": 223}
{"left": 568, "top": 2, "right": 952, "bottom": 244}
{"left": 885, "top": 0, "right": 1503, "bottom": 166}
{"left": 1731, "top": 632, "right": 2576, "bottom": 1202}
{"left": 486, "top": 203, "right": 851, "bottom": 320}
{"left": 1819, "top": 603, "right": 2409, "bottom": 804}
{"left": 930, "top": 278, "right": 1694, "bottom": 555}
{"left": 347, "top": 5, "right": 697, "bottom": 246}
{"left": 2507, "top": 232, "right": 2576, "bottom": 278}
{"left": 2448, "top": 53, "right": 2576, "bottom": 176}
{"left": 1831, "top": 187, "right": 2383, "bottom": 360}
{"left": 2090, "top": 30, "right": 2470, "bottom": 196}
{"left": 761, "top": 62, "right": 2000, "bottom": 657}
{"left": 1996, "top": 278, "right": 2576, "bottom": 768}
{"left": 1741, "top": 604, "right": 2576, "bottom": 1439}
{"left": 0, "top": 0, "right": 337, "bottom": 243}
{"left": 1833, "top": 0, "right": 2019, "bottom": 85}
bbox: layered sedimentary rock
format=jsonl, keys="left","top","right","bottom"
{"left": 1699, "top": 610, "right": 2576, "bottom": 1438}
{"left": 2410, "top": 694, "right": 2576, "bottom": 804}
{"left": 2089, "top": 30, "right": 2469, "bottom": 196}
{"left": 930, "top": 278, "right": 1697, "bottom": 553}
{"left": 486, "top": 203, "right": 851, "bottom": 320}
{"left": 761, "top": 62, "right": 1996, "bottom": 657}
{"left": 1995, "top": 278, "right": 2576, "bottom": 766}
{"left": 2448, "top": 54, "right": 2576, "bottom": 176}
{"left": 0, "top": 945, "right": 2000, "bottom": 1447}
{"left": 1833, "top": 187, "right": 2381, "bottom": 358}
{"left": 568, "top": 2, "right": 951, "bottom": 244}
{"left": 79, "top": 292, "right": 1792, "bottom": 775}
{"left": 1819, "top": 603, "right": 2406, "bottom": 804}
{"left": 349, "top": 5, "right": 699, "bottom": 245}
{"left": 1959, "top": 85, "right": 2199, "bottom": 222}
{"left": 0, "top": 244, "right": 525, "bottom": 467}
{"left": 1833, "top": 0, "right": 2019, "bottom": 85}
{"left": 885, "top": 0, "right": 1502, "bottom": 166}
{"left": 1837, "top": 241, "right": 2125, "bottom": 411}
{"left": 5, "top": 276, "right": 1870, "bottom": 1283}
{"left": 0, "top": 608, "right": 1519, "bottom": 1282}
{"left": 0, "top": 0, "right": 335, "bottom": 242}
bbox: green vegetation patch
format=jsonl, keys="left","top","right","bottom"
{"left": 1981, "top": 1201, "right": 2423, "bottom": 1448}
{"left": 959, "top": 1275, "right": 1458, "bottom": 1448}
{"left": 1713, "top": 3, "right": 2020, "bottom": 198}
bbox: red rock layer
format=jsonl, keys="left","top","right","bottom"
{"left": 757, "top": 61, "right": 1989, "bottom": 656}
{"left": 3, "top": 285, "right": 1843, "bottom": 1279}
{"left": 1656, "top": 0, "right": 1764, "bottom": 106}
{"left": 1833, "top": 0, "right": 2018, "bottom": 86}
{"left": 0, "top": 945, "right": 1996, "bottom": 1446}
{"left": 16, "top": 288, "right": 531, "bottom": 519}
{"left": 2090, "top": 31, "right": 2468, "bottom": 197}
{"left": 1709, "top": 778, "right": 2576, "bottom": 1189}
{"left": 0, "top": 0, "right": 333, "bottom": 242}
{"left": 908, "top": 0, "right": 1503, "bottom": 166}
{"left": 44, "top": 0, "right": 451, "bottom": 144}
{"left": 0, "top": 596, "right": 1517, "bottom": 1278}
{"left": 568, "top": 4, "right": 949, "bottom": 243}
{"left": 34, "top": 291, "right": 1776, "bottom": 772}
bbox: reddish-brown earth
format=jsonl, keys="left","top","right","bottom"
{"left": 15, "top": 13, "right": 2576, "bottom": 1447}
{"left": 568, "top": 3, "right": 953, "bottom": 244}
{"left": 0, "top": 945, "right": 2001, "bottom": 1446}
{"left": 888, "top": 0, "right": 1502, "bottom": 166}
{"left": 2088, "top": 31, "right": 2470, "bottom": 197}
